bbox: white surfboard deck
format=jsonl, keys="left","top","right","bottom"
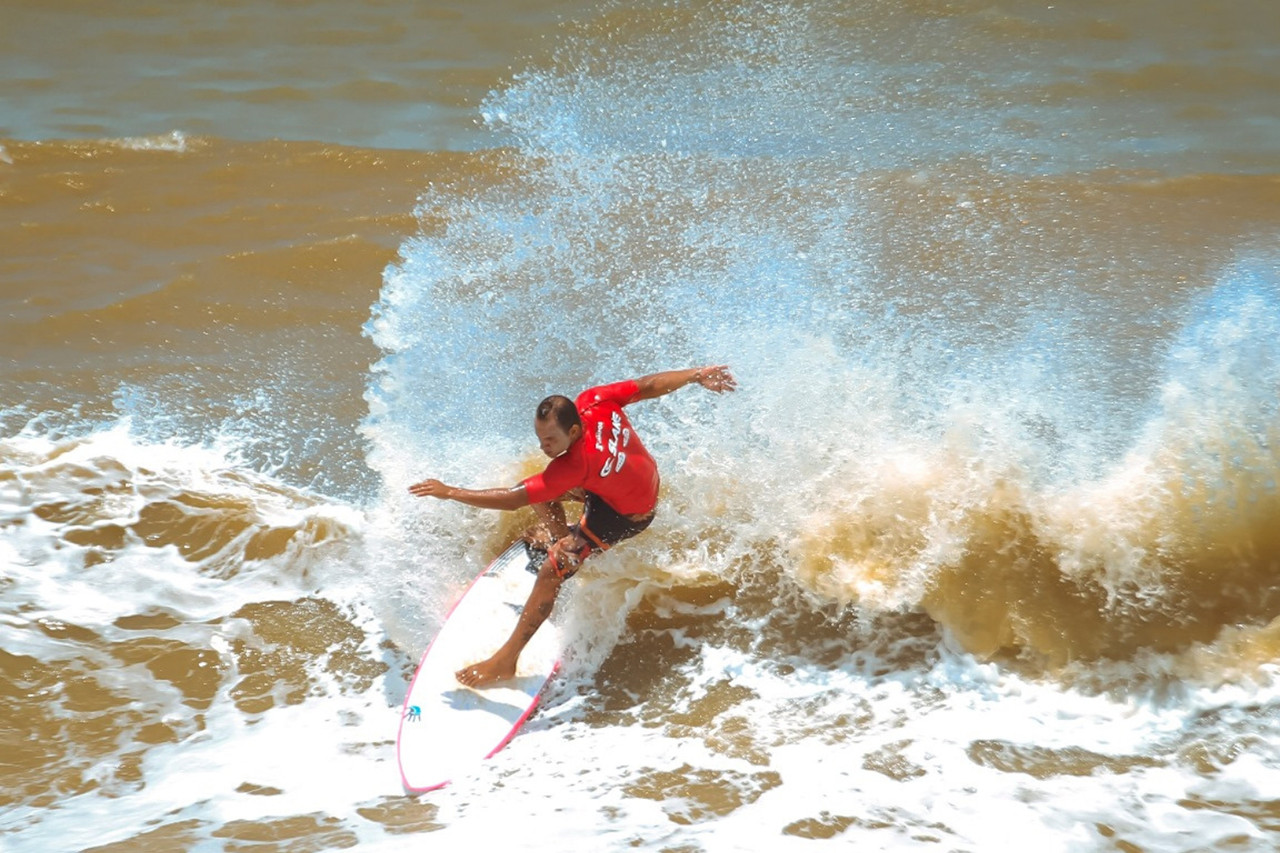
{"left": 397, "top": 540, "right": 561, "bottom": 793}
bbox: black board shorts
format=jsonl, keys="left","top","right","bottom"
{"left": 525, "top": 492, "right": 654, "bottom": 580}
{"left": 575, "top": 492, "right": 655, "bottom": 553}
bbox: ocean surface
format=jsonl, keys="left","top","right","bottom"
{"left": 3, "top": 1, "right": 1280, "bottom": 850}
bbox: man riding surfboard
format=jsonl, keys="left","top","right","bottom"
{"left": 408, "top": 365, "right": 737, "bottom": 687}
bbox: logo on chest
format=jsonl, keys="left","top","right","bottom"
{"left": 594, "top": 411, "right": 631, "bottom": 478}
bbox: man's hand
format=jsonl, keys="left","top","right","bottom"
{"left": 522, "top": 524, "right": 555, "bottom": 549}
{"left": 693, "top": 364, "right": 737, "bottom": 393}
{"left": 633, "top": 364, "right": 739, "bottom": 401}
{"left": 408, "top": 479, "right": 453, "bottom": 499}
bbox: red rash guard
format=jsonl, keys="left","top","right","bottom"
{"left": 521, "top": 380, "right": 660, "bottom": 516}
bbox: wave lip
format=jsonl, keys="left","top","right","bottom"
{"left": 792, "top": 262, "right": 1280, "bottom": 668}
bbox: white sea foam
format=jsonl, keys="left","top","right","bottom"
{"left": 5, "top": 0, "right": 1280, "bottom": 849}
{"left": 110, "top": 130, "right": 193, "bottom": 153}
{"left": 5, "top": 421, "right": 1280, "bottom": 851}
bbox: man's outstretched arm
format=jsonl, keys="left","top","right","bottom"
{"left": 632, "top": 365, "right": 737, "bottom": 402}
{"left": 408, "top": 479, "right": 530, "bottom": 511}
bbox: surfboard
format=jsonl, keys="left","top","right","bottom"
{"left": 397, "top": 540, "right": 562, "bottom": 793}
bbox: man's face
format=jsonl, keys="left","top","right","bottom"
{"left": 535, "top": 416, "right": 580, "bottom": 458}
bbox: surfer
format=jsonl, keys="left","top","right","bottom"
{"left": 408, "top": 365, "right": 737, "bottom": 687}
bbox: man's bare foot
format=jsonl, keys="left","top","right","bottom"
{"left": 456, "top": 654, "right": 517, "bottom": 688}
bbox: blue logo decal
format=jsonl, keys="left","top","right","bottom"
{"left": 406, "top": 705, "right": 421, "bottom": 722}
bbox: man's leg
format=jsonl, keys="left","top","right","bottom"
{"left": 528, "top": 499, "right": 569, "bottom": 545}
{"left": 455, "top": 533, "right": 587, "bottom": 688}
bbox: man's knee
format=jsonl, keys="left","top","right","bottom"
{"left": 546, "top": 534, "right": 591, "bottom": 580}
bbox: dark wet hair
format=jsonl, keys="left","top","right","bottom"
{"left": 536, "top": 395, "right": 581, "bottom": 433}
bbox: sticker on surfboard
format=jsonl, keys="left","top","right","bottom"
{"left": 396, "top": 540, "right": 562, "bottom": 793}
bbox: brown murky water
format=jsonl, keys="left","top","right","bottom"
{"left": 4, "top": 1, "right": 1280, "bottom": 850}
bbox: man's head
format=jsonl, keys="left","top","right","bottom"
{"left": 534, "top": 395, "right": 582, "bottom": 458}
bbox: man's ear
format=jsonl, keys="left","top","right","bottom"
{"left": 569, "top": 423, "right": 583, "bottom": 442}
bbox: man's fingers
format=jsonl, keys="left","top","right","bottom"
{"left": 702, "top": 365, "right": 737, "bottom": 392}
{"left": 408, "top": 479, "right": 441, "bottom": 497}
